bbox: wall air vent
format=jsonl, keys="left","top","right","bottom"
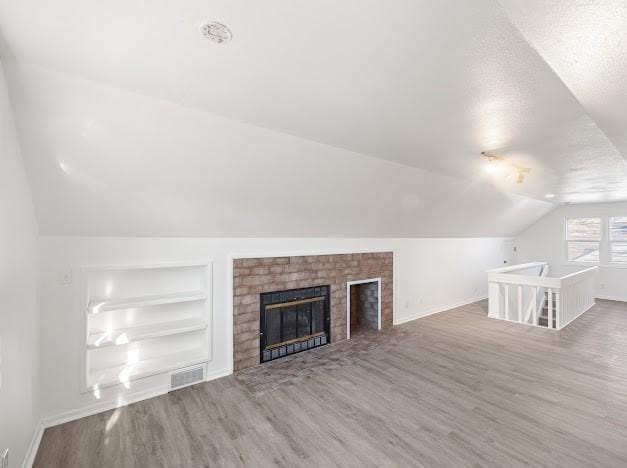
{"left": 169, "top": 364, "right": 205, "bottom": 391}
{"left": 200, "top": 21, "right": 232, "bottom": 43}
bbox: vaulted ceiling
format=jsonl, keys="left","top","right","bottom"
{"left": 0, "top": 0, "right": 624, "bottom": 236}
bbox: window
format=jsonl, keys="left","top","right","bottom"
{"left": 566, "top": 218, "right": 601, "bottom": 263}
{"left": 609, "top": 216, "right": 627, "bottom": 264}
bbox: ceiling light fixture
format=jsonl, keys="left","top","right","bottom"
{"left": 482, "top": 151, "right": 531, "bottom": 184}
{"left": 200, "top": 21, "right": 232, "bottom": 43}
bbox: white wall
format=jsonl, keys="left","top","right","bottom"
{"left": 516, "top": 201, "right": 627, "bottom": 301}
{"left": 0, "top": 61, "right": 39, "bottom": 465}
{"left": 37, "top": 236, "right": 508, "bottom": 425}
{"left": 6, "top": 63, "right": 553, "bottom": 238}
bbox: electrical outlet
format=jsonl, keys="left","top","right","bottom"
{"left": 58, "top": 269, "right": 73, "bottom": 285}
{"left": 600, "top": 283, "right": 606, "bottom": 290}
{"left": 2, "top": 448, "right": 9, "bottom": 468}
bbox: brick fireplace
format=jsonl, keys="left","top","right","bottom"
{"left": 232, "top": 252, "right": 393, "bottom": 371}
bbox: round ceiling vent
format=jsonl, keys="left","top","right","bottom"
{"left": 200, "top": 21, "right": 232, "bottom": 44}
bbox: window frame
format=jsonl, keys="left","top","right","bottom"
{"left": 564, "top": 217, "right": 602, "bottom": 265}
{"left": 608, "top": 216, "right": 627, "bottom": 266}
{"left": 561, "top": 215, "right": 627, "bottom": 268}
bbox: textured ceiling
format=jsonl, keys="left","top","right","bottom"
{"left": 499, "top": 0, "right": 627, "bottom": 203}
{"left": 0, "top": 0, "right": 624, "bottom": 236}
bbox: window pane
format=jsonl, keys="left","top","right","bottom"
{"left": 567, "top": 241, "right": 599, "bottom": 263}
{"left": 567, "top": 218, "right": 601, "bottom": 240}
{"left": 611, "top": 242, "right": 627, "bottom": 264}
{"left": 610, "top": 216, "right": 627, "bottom": 241}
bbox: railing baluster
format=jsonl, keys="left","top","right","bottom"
{"left": 504, "top": 284, "right": 510, "bottom": 321}
{"left": 517, "top": 285, "right": 522, "bottom": 323}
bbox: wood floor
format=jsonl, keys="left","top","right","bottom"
{"left": 35, "top": 299, "right": 627, "bottom": 467}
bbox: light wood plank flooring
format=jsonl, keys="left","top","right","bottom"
{"left": 34, "top": 299, "right": 627, "bottom": 467}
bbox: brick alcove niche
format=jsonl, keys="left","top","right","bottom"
{"left": 233, "top": 252, "right": 393, "bottom": 371}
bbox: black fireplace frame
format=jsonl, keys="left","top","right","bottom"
{"left": 259, "top": 285, "right": 331, "bottom": 363}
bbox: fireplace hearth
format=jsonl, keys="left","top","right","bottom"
{"left": 260, "top": 285, "right": 330, "bottom": 363}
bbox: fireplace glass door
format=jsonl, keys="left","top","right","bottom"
{"left": 260, "top": 285, "right": 330, "bottom": 363}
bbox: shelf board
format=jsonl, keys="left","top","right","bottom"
{"left": 88, "top": 290, "right": 207, "bottom": 314}
{"left": 87, "top": 349, "right": 208, "bottom": 389}
{"left": 87, "top": 318, "right": 207, "bottom": 349}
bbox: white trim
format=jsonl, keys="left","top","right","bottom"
{"left": 493, "top": 315, "right": 555, "bottom": 329}
{"left": 40, "top": 366, "right": 232, "bottom": 432}
{"left": 563, "top": 262, "right": 627, "bottom": 269}
{"left": 42, "top": 386, "right": 167, "bottom": 429}
{"left": 562, "top": 261, "right": 600, "bottom": 267}
{"left": 560, "top": 266, "right": 598, "bottom": 284}
{"left": 564, "top": 262, "right": 627, "bottom": 270}
{"left": 22, "top": 421, "right": 44, "bottom": 468}
{"left": 596, "top": 295, "right": 627, "bottom": 302}
{"left": 80, "top": 260, "right": 213, "bottom": 272}
{"left": 227, "top": 254, "right": 235, "bottom": 375}
{"left": 204, "top": 366, "right": 232, "bottom": 382}
{"left": 488, "top": 272, "right": 561, "bottom": 289}
{"left": 392, "top": 250, "right": 397, "bottom": 325}
{"left": 346, "top": 278, "right": 382, "bottom": 340}
{"left": 394, "top": 295, "right": 487, "bottom": 325}
{"left": 597, "top": 263, "right": 627, "bottom": 269}
{"left": 486, "top": 262, "right": 547, "bottom": 274}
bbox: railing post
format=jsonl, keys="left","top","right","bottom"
{"left": 488, "top": 282, "right": 501, "bottom": 319}
{"left": 533, "top": 286, "right": 538, "bottom": 325}
{"left": 547, "top": 288, "right": 553, "bottom": 329}
{"left": 555, "top": 291, "right": 561, "bottom": 330}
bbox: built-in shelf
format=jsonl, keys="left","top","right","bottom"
{"left": 87, "top": 318, "right": 207, "bottom": 349}
{"left": 83, "top": 262, "right": 212, "bottom": 392}
{"left": 88, "top": 349, "right": 208, "bottom": 389}
{"left": 88, "top": 290, "right": 207, "bottom": 314}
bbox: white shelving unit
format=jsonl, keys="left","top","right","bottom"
{"left": 81, "top": 261, "right": 212, "bottom": 391}
{"left": 87, "top": 317, "right": 208, "bottom": 349}
{"left": 88, "top": 349, "right": 209, "bottom": 389}
{"left": 88, "top": 290, "right": 208, "bottom": 314}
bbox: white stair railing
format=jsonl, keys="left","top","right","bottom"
{"left": 487, "top": 263, "right": 597, "bottom": 330}
{"left": 558, "top": 268, "right": 597, "bottom": 329}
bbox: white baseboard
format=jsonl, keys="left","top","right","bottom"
{"left": 33, "top": 365, "right": 232, "bottom": 458}
{"left": 394, "top": 295, "right": 488, "bottom": 325}
{"left": 25, "top": 367, "right": 233, "bottom": 466}
{"left": 22, "top": 421, "right": 44, "bottom": 468}
{"left": 205, "top": 366, "right": 232, "bottom": 382}
{"left": 596, "top": 295, "right": 627, "bottom": 303}
{"left": 42, "top": 386, "right": 168, "bottom": 429}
